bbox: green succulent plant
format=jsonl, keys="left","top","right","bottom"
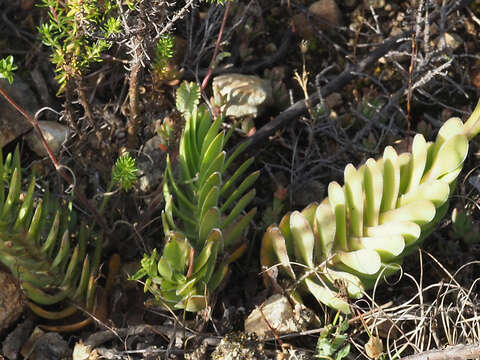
{"left": 0, "top": 147, "right": 102, "bottom": 325}
{"left": 112, "top": 152, "right": 138, "bottom": 192}
{"left": 132, "top": 81, "right": 259, "bottom": 311}
{"left": 0, "top": 55, "right": 17, "bottom": 84}
{"left": 261, "top": 101, "right": 480, "bottom": 314}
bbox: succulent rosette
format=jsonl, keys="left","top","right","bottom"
{"left": 261, "top": 101, "right": 480, "bottom": 313}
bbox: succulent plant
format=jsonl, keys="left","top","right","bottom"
{"left": 132, "top": 82, "right": 258, "bottom": 311}
{"left": 0, "top": 147, "right": 102, "bottom": 327}
{"left": 261, "top": 101, "right": 480, "bottom": 314}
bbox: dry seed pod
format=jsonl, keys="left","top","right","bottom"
{"left": 261, "top": 100, "right": 480, "bottom": 313}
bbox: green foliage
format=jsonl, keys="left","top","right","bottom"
{"left": 37, "top": 0, "right": 122, "bottom": 92}
{"left": 205, "top": 0, "right": 229, "bottom": 5}
{"left": 156, "top": 116, "right": 175, "bottom": 151}
{"left": 176, "top": 81, "right": 201, "bottom": 115}
{"left": 261, "top": 100, "right": 480, "bottom": 313}
{"left": 153, "top": 34, "right": 175, "bottom": 77}
{"left": 451, "top": 206, "right": 480, "bottom": 244}
{"left": 132, "top": 81, "right": 258, "bottom": 311}
{"left": 0, "top": 147, "right": 102, "bottom": 322}
{"left": 262, "top": 185, "right": 286, "bottom": 226}
{"left": 0, "top": 55, "right": 18, "bottom": 84}
{"left": 112, "top": 153, "right": 138, "bottom": 191}
{"left": 315, "top": 315, "right": 350, "bottom": 360}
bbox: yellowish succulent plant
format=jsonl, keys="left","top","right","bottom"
{"left": 261, "top": 101, "right": 480, "bottom": 313}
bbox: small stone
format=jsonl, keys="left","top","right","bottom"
{"left": 472, "top": 69, "right": 480, "bottom": 88}
{"left": 326, "top": 92, "right": 342, "bottom": 108}
{"left": 26, "top": 332, "right": 71, "bottom": 360}
{"left": 0, "top": 271, "right": 25, "bottom": 333}
{"left": 137, "top": 135, "right": 166, "bottom": 193}
{"left": 389, "top": 26, "right": 403, "bottom": 37}
{"left": 435, "top": 33, "right": 463, "bottom": 51}
{"left": 25, "top": 121, "right": 70, "bottom": 157}
{"left": 308, "top": 0, "right": 343, "bottom": 29}
{"left": 2, "top": 317, "right": 34, "bottom": 360}
{"left": 213, "top": 74, "right": 273, "bottom": 118}
{"left": 0, "top": 77, "right": 38, "bottom": 147}
{"left": 292, "top": 13, "right": 314, "bottom": 40}
{"left": 245, "top": 294, "right": 312, "bottom": 337}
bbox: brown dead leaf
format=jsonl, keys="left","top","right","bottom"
{"left": 365, "top": 336, "right": 383, "bottom": 359}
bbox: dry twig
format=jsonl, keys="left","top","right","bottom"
{"left": 399, "top": 342, "right": 480, "bottom": 360}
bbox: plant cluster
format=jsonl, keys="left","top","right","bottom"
{"left": 132, "top": 81, "right": 258, "bottom": 311}
{"left": 314, "top": 314, "right": 350, "bottom": 360}
{"left": 0, "top": 55, "right": 17, "bottom": 84}
{"left": 152, "top": 34, "right": 175, "bottom": 78}
{"left": 112, "top": 153, "right": 138, "bottom": 192}
{"left": 261, "top": 101, "right": 480, "bottom": 313}
{"left": 37, "top": 0, "right": 122, "bottom": 93}
{"left": 0, "top": 147, "right": 102, "bottom": 329}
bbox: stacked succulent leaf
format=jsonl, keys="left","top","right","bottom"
{"left": 0, "top": 147, "right": 102, "bottom": 322}
{"left": 133, "top": 82, "right": 258, "bottom": 311}
{"left": 261, "top": 101, "right": 480, "bottom": 313}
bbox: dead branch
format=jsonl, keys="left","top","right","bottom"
{"left": 84, "top": 324, "right": 200, "bottom": 348}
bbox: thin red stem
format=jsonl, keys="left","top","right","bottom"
{"left": 201, "top": 0, "right": 231, "bottom": 91}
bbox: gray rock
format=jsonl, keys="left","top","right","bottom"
{"left": 25, "top": 121, "right": 70, "bottom": 157}
{"left": 213, "top": 74, "right": 273, "bottom": 118}
{"left": 435, "top": 33, "right": 463, "bottom": 51}
{"left": 0, "top": 270, "right": 25, "bottom": 334}
{"left": 245, "top": 294, "right": 316, "bottom": 338}
{"left": 2, "top": 318, "right": 34, "bottom": 360}
{"left": 0, "top": 77, "right": 38, "bottom": 147}
{"left": 309, "top": 0, "right": 343, "bottom": 29}
{"left": 137, "top": 136, "right": 166, "bottom": 193}
{"left": 326, "top": 92, "right": 342, "bottom": 109}
{"left": 28, "top": 332, "right": 71, "bottom": 360}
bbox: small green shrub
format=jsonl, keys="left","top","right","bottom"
{"left": 132, "top": 81, "right": 258, "bottom": 311}
{"left": 261, "top": 101, "right": 480, "bottom": 313}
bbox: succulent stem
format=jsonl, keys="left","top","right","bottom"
{"left": 463, "top": 99, "right": 480, "bottom": 140}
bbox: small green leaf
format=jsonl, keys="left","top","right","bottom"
{"left": 314, "top": 203, "right": 336, "bottom": 260}
{"left": 328, "top": 182, "right": 347, "bottom": 251}
{"left": 290, "top": 211, "right": 315, "bottom": 268}
{"left": 380, "top": 199, "right": 436, "bottom": 226}
{"left": 305, "top": 278, "right": 351, "bottom": 314}
{"left": 336, "top": 249, "right": 381, "bottom": 275}
{"left": 270, "top": 227, "right": 296, "bottom": 279}
{"left": 199, "top": 207, "right": 221, "bottom": 245}
{"left": 344, "top": 164, "right": 363, "bottom": 237}
{"left": 176, "top": 82, "right": 200, "bottom": 115}
{"left": 0, "top": 55, "right": 17, "bottom": 84}
{"left": 381, "top": 146, "right": 400, "bottom": 211}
